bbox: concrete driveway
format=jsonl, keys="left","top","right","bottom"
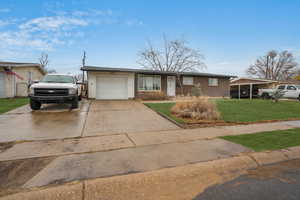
{"left": 0, "top": 100, "right": 178, "bottom": 143}
{"left": 0, "top": 101, "right": 89, "bottom": 143}
{"left": 83, "top": 100, "right": 179, "bottom": 136}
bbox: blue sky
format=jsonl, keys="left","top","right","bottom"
{"left": 0, "top": 0, "right": 299, "bottom": 76}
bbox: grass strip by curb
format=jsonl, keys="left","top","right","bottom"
{"left": 221, "top": 128, "right": 300, "bottom": 152}
{"left": 144, "top": 103, "right": 185, "bottom": 124}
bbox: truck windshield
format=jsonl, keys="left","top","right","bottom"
{"left": 41, "top": 75, "right": 74, "bottom": 83}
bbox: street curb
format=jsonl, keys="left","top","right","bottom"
{"left": 1, "top": 147, "right": 299, "bottom": 200}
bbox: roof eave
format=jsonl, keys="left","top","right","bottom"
{"left": 81, "top": 66, "right": 235, "bottom": 78}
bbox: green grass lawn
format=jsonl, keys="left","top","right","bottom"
{"left": 221, "top": 128, "right": 300, "bottom": 151}
{"left": 145, "top": 99, "right": 300, "bottom": 124}
{"left": 144, "top": 103, "right": 185, "bottom": 124}
{"left": 216, "top": 99, "right": 300, "bottom": 122}
{"left": 0, "top": 98, "right": 29, "bottom": 114}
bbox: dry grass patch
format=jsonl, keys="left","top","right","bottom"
{"left": 139, "top": 91, "right": 169, "bottom": 100}
{"left": 171, "top": 97, "right": 220, "bottom": 121}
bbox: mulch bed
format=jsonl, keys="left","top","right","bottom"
{"left": 177, "top": 117, "right": 300, "bottom": 129}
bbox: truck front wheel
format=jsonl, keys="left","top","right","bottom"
{"left": 261, "top": 93, "right": 270, "bottom": 100}
{"left": 30, "top": 99, "right": 41, "bottom": 110}
{"left": 71, "top": 97, "right": 79, "bottom": 109}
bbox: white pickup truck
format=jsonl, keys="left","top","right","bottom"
{"left": 258, "top": 84, "right": 300, "bottom": 100}
{"left": 28, "top": 74, "right": 81, "bottom": 110}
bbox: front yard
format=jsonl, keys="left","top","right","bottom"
{"left": 145, "top": 99, "right": 300, "bottom": 124}
{"left": 0, "top": 98, "right": 29, "bottom": 114}
{"left": 221, "top": 128, "right": 300, "bottom": 151}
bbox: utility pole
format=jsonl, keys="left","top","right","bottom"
{"left": 82, "top": 51, "right": 86, "bottom": 97}
{"left": 82, "top": 51, "right": 86, "bottom": 67}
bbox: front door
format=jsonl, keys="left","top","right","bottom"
{"left": 167, "top": 76, "right": 176, "bottom": 96}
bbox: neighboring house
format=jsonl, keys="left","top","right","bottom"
{"left": 230, "top": 78, "right": 279, "bottom": 98}
{"left": 81, "top": 66, "right": 234, "bottom": 100}
{"left": 230, "top": 77, "right": 300, "bottom": 99}
{"left": 0, "top": 61, "right": 46, "bottom": 98}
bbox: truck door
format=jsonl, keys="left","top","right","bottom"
{"left": 285, "top": 85, "right": 298, "bottom": 98}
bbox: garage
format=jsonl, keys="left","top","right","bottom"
{"left": 96, "top": 76, "right": 128, "bottom": 99}
{"left": 0, "top": 72, "right": 5, "bottom": 98}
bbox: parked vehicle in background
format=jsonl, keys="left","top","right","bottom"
{"left": 258, "top": 84, "right": 300, "bottom": 100}
{"left": 230, "top": 88, "right": 251, "bottom": 98}
{"left": 28, "top": 74, "right": 81, "bottom": 110}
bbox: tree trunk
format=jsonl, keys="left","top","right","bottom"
{"left": 176, "top": 74, "right": 183, "bottom": 96}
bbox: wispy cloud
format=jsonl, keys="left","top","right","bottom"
{"left": 0, "top": 14, "right": 90, "bottom": 55}
{"left": 216, "top": 61, "right": 231, "bottom": 65}
{"left": 0, "top": 7, "right": 143, "bottom": 59}
{"left": 125, "top": 19, "right": 144, "bottom": 26}
{"left": 0, "top": 8, "right": 10, "bottom": 13}
{"left": 72, "top": 9, "right": 113, "bottom": 17}
{"left": 19, "top": 16, "right": 88, "bottom": 32}
{"left": 0, "top": 20, "right": 11, "bottom": 27}
{"left": 0, "top": 31, "right": 52, "bottom": 50}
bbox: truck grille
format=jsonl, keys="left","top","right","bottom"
{"left": 34, "top": 88, "right": 69, "bottom": 96}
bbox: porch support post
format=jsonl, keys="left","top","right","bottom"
{"left": 238, "top": 84, "right": 240, "bottom": 99}
{"left": 250, "top": 83, "right": 253, "bottom": 100}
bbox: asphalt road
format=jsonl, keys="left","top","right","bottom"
{"left": 194, "top": 159, "right": 300, "bottom": 200}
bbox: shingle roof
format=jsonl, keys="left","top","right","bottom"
{"left": 81, "top": 66, "right": 235, "bottom": 78}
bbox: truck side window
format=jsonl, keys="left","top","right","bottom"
{"left": 278, "top": 85, "right": 285, "bottom": 90}
{"left": 287, "top": 85, "right": 296, "bottom": 90}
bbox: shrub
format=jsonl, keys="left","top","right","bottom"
{"left": 139, "top": 91, "right": 168, "bottom": 100}
{"left": 171, "top": 97, "right": 220, "bottom": 120}
{"left": 191, "top": 83, "right": 202, "bottom": 97}
{"left": 271, "top": 90, "right": 286, "bottom": 103}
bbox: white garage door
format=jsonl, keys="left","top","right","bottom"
{"left": 0, "top": 72, "right": 5, "bottom": 98}
{"left": 96, "top": 77, "right": 128, "bottom": 99}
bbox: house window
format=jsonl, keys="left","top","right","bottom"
{"left": 183, "top": 76, "right": 194, "bottom": 85}
{"left": 208, "top": 78, "right": 218, "bottom": 86}
{"left": 138, "top": 74, "right": 161, "bottom": 91}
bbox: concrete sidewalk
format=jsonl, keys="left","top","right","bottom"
{"left": 0, "top": 120, "right": 300, "bottom": 198}
{"left": 0, "top": 120, "right": 298, "bottom": 162}
{"left": 1, "top": 147, "right": 299, "bottom": 200}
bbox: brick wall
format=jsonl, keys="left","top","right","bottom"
{"left": 176, "top": 76, "right": 230, "bottom": 97}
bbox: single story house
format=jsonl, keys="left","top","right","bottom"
{"left": 0, "top": 61, "right": 46, "bottom": 98}
{"left": 81, "top": 66, "right": 234, "bottom": 100}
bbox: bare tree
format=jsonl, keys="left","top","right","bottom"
{"left": 138, "top": 36, "right": 205, "bottom": 72}
{"left": 39, "top": 52, "right": 56, "bottom": 73}
{"left": 247, "top": 50, "right": 298, "bottom": 81}
{"left": 137, "top": 36, "right": 205, "bottom": 94}
{"left": 39, "top": 52, "right": 49, "bottom": 68}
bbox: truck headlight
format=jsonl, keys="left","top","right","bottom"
{"left": 29, "top": 87, "right": 34, "bottom": 95}
{"left": 69, "top": 88, "right": 77, "bottom": 95}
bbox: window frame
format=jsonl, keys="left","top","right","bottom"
{"left": 137, "top": 74, "right": 161, "bottom": 92}
{"left": 278, "top": 85, "right": 286, "bottom": 90}
{"left": 287, "top": 85, "right": 297, "bottom": 90}
{"left": 208, "top": 78, "right": 219, "bottom": 87}
{"left": 182, "top": 76, "right": 194, "bottom": 86}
